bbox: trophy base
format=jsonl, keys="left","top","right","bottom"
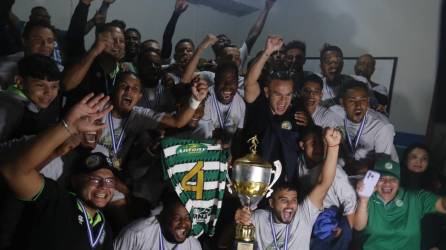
{"left": 234, "top": 240, "right": 255, "bottom": 250}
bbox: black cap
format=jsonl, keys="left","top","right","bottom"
{"left": 74, "top": 152, "right": 118, "bottom": 176}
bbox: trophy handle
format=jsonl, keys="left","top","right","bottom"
{"left": 265, "top": 160, "right": 282, "bottom": 198}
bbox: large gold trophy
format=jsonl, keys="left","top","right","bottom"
{"left": 229, "top": 136, "right": 282, "bottom": 250}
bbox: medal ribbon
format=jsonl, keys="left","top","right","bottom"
{"left": 77, "top": 199, "right": 105, "bottom": 249}
{"left": 107, "top": 113, "right": 130, "bottom": 156}
{"left": 269, "top": 212, "right": 290, "bottom": 250}
{"left": 211, "top": 91, "right": 233, "bottom": 129}
{"left": 344, "top": 112, "right": 367, "bottom": 154}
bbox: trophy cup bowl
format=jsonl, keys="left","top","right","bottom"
{"left": 230, "top": 151, "right": 282, "bottom": 249}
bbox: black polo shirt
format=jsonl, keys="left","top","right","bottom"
{"left": 10, "top": 178, "right": 113, "bottom": 250}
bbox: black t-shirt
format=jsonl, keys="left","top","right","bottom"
{"left": 10, "top": 178, "right": 113, "bottom": 250}
{"left": 242, "top": 92, "right": 303, "bottom": 182}
{"left": 65, "top": 60, "right": 119, "bottom": 109}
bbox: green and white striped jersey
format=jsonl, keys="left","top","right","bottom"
{"left": 161, "top": 137, "right": 228, "bottom": 237}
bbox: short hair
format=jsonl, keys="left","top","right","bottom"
{"left": 302, "top": 74, "right": 323, "bottom": 90}
{"left": 338, "top": 79, "right": 370, "bottom": 99}
{"left": 320, "top": 43, "right": 343, "bottom": 63}
{"left": 265, "top": 70, "right": 294, "bottom": 88}
{"left": 18, "top": 54, "right": 61, "bottom": 81}
{"left": 22, "top": 19, "right": 56, "bottom": 40}
{"left": 284, "top": 40, "right": 306, "bottom": 55}
{"left": 110, "top": 19, "right": 126, "bottom": 30}
{"left": 116, "top": 71, "right": 141, "bottom": 89}
{"left": 30, "top": 6, "right": 47, "bottom": 14}
{"left": 271, "top": 182, "right": 298, "bottom": 197}
{"left": 159, "top": 190, "right": 186, "bottom": 221}
{"left": 175, "top": 38, "right": 195, "bottom": 52}
{"left": 214, "top": 60, "right": 239, "bottom": 86}
{"left": 125, "top": 28, "right": 141, "bottom": 40}
{"left": 143, "top": 39, "right": 159, "bottom": 45}
{"left": 299, "top": 125, "right": 323, "bottom": 142}
{"left": 216, "top": 44, "right": 238, "bottom": 58}
{"left": 96, "top": 21, "right": 124, "bottom": 36}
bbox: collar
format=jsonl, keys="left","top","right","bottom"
{"left": 6, "top": 84, "right": 40, "bottom": 113}
{"left": 75, "top": 199, "right": 103, "bottom": 227}
{"left": 372, "top": 188, "right": 405, "bottom": 206}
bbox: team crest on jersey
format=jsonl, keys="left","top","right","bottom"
{"left": 395, "top": 199, "right": 404, "bottom": 207}
{"left": 281, "top": 121, "right": 292, "bottom": 130}
{"left": 78, "top": 215, "right": 84, "bottom": 225}
{"left": 176, "top": 143, "right": 208, "bottom": 155}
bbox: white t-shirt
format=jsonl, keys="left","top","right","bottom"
{"left": 297, "top": 158, "right": 357, "bottom": 215}
{"left": 200, "top": 88, "right": 245, "bottom": 139}
{"left": 252, "top": 198, "right": 321, "bottom": 250}
{"left": 98, "top": 106, "right": 165, "bottom": 157}
{"left": 114, "top": 217, "right": 202, "bottom": 250}
{"left": 311, "top": 105, "right": 343, "bottom": 128}
{"left": 334, "top": 108, "right": 399, "bottom": 162}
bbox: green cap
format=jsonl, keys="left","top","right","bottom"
{"left": 374, "top": 159, "right": 400, "bottom": 180}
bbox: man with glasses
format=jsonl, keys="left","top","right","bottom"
{"left": 0, "top": 93, "right": 115, "bottom": 250}
{"left": 299, "top": 74, "right": 342, "bottom": 128}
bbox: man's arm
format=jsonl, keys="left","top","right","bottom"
{"left": 181, "top": 34, "right": 217, "bottom": 84}
{"left": 161, "top": 0, "right": 188, "bottom": 62}
{"left": 63, "top": 31, "right": 112, "bottom": 91}
{"left": 244, "top": 0, "right": 275, "bottom": 53}
{"left": 436, "top": 197, "right": 446, "bottom": 214}
{"left": 0, "top": 93, "right": 111, "bottom": 200}
{"left": 160, "top": 80, "right": 208, "bottom": 128}
{"left": 308, "top": 128, "right": 341, "bottom": 208}
{"left": 244, "top": 35, "right": 282, "bottom": 103}
{"left": 65, "top": 0, "right": 94, "bottom": 61}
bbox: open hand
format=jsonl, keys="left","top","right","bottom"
{"left": 64, "top": 93, "right": 113, "bottom": 134}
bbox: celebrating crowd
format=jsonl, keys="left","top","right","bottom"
{"left": 0, "top": 0, "right": 445, "bottom": 249}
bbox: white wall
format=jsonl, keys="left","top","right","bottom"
{"left": 13, "top": 0, "right": 441, "bottom": 136}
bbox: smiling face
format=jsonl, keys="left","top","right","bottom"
{"left": 113, "top": 73, "right": 143, "bottom": 114}
{"left": 20, "top": 76, "right": 59, "bottom": 109}
{"left": 269, "top": 189, "right": 298, "bottom": 224}
{"left": 376, "top": 175, "right": 399, "bottom": 203}
{"left": 301, "top": 81, "right": 323, "bottom": 110}
{"left": 166, "top": 203, "right": 192, "bottom": 243}
{"left": 24, "top": 26, "right": 55, "bottom": 57}
{"left": 215, "top": 70, "right": 238, "bottom": 104}
{"left": 406, "top": 147, "right": 429, "bottom": 173}
{"left": 103, "top": 27, "right": 125, "bottom": 60}
{"left": 125, "top": 30, "right": 140, "bottom": 56}
{"left": 320, "top": 51, "right": 343, "bottom": 83}
{"left": 341, "top": 87, "right": 369, "bottom": 123}
{"left": 264, "top": 79, "right": 294, "bottom": 115}
{"left": 78, "top": 168, "right": 115, "bottom": 209}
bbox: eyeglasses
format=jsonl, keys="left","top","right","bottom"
{"left": 86, "top": 176, "right": 116, "bottom": 188}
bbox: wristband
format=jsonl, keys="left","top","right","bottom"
{"left": 61, "top": 119, "right": 74, "bottom": 136}
{"left": 189, "top": 97, "right": 201, "bottom": 110}
{"left": 328, "top": 144, "right": 340, "bottom": 147}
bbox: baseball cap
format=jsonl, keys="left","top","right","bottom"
{"left": 374, "top": 159, "right": 400, "bottom": 180}
{"left": 73, "top": 152, "right": 118, "bottom": 176}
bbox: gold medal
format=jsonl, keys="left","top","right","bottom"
{"left": 112, "top": 156, "right": 122, "bottom": 171}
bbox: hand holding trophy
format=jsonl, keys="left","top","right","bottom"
{"left": 228, "top": 135, "right": 282, "bottom": 250}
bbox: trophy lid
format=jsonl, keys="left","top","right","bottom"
{"left": 233, "top": 135, "right": 272, "bottom": 169}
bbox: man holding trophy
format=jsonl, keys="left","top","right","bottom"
{"left": 233, "top": 127, "right": 342, "bottom": 250}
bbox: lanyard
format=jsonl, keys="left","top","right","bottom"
{"left": 77, "top": 199, "right": 105, "bottom": 249}
{"left": 103, "top": 70, "right": 117, "bottom": 96}
{"left": 107, "top": 113, "right": 129, "bottom": 155}
{"left": 269, "top": 212, "right": 290, "bottom": 250}
{"left": 211, "top": 92, "right": 233, "bottom": 129}
{"left": 344, "top": 112, "right": 367, "bottom": 153}
{"left": 143, "top": 81, "right": 163, "bottom": 109}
